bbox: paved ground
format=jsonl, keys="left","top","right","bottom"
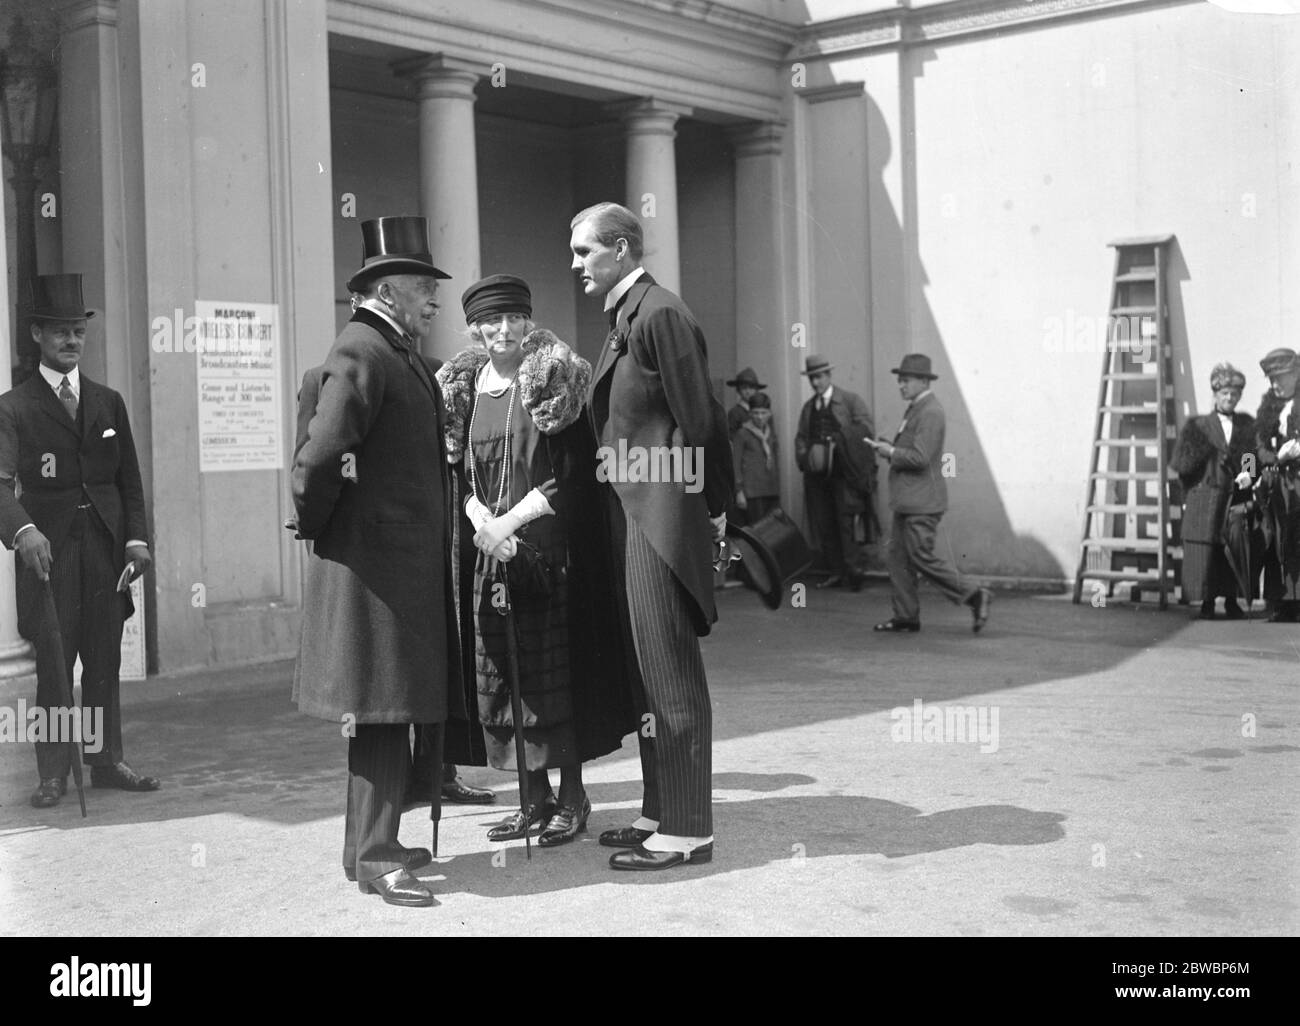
{"left": 1, "top": 583, "right": 1297, "bottom": 936}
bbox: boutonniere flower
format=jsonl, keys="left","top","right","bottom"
{"left": 607, "top": 327, "right": 626, "bottom": 352}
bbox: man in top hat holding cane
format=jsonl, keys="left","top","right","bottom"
{"left": 0, "top": 274, "right": 156, "bottom": 807}
{"left": 868, "top": 354, "right": 992, "bottom": 633}
{"left": 291, "top": 216, "right": 462, "bottom": 907}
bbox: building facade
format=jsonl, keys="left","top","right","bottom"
{"left": 1, "top": 0, "right": 1296, "bottom": 674}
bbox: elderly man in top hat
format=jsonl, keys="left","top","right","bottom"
{"left": 794, "top": 354, "right": 876, "bottom": 590}
{"left": 0, "top": 273, "right": 156, "bottom": 807}
{"left": 1254, "top": 347, "right": 1300, "bottom": 622}
{"left": 291, "top": 215, "right": 463, "bottom": 907}
{"left": 867, "top": 354, "right": 991, "bottom": 633}
{"left": 726, "top": 367, "right": 766, "bottom": 438}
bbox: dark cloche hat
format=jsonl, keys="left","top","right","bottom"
{"left": 890, "top": 353, "right": 938, "bottom": 380}
{"left": 727, "top": 367, "right": 767, "bottom": 389}
{"left": 462, "top": 274, "right": 532, "bottom": 325}
{"left": 1259, "top": 347, "right": 1298, "bottom": 378}
{"left": 346, "top": 216, "right": 450, "bottom": 293}
{"left": 28, "top": 274, "right": 95, "bottom": 321}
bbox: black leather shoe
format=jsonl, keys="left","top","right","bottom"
{"left": 609, "top": 842, "right": 714, "bottom": 871}
{"left": 598, "top": 825, "right": 655, "bottom": 849}
{"left": 30, "top": 777, "right": 67, "bottom": 808}
{"left": 1267, "top": 606, "right": 1298, "bottom": 623}
{"left": 486, "top": 798, "right": 557, "bottom": 842}
{"left": 538, "top": 795, "right": 591, "bottom": 848}
{"left": 358, "top": 868, "right": 437, "bottom": 907}
{"left": 1224, "top": 601, "right": 1245, "bottom": 620}
{"left": 815, "top": 574, "right": 844, "bottom": 590}
{"left": 848, "top": 571, "right": 866, "bottom": 593}
{"left": 1196, "top": 600, "right": 1216, "bottom": 620}
{"left": 90, "top": 762, "right": 160, "bottom": 791}
{"left": 344, "top": 847, "right": 432, "bottom": 883}
{"left": 441, "top": 776, "right": 497, "bottom": 804}
{"left": 874, "top": 618, "right": 921, "bottom": 632}
{"left": 968, "top": 587, "right": 993, "bottom": 633}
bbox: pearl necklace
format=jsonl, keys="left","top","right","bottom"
{"left": 467, "top": 364, "right": 518, "bottom": 516}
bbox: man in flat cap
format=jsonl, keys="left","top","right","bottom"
{"left": 1255, "top": 347, "right": 1300, "bottom": 622}
{"left": 0, "top": 274, "right": 156, "bottom": 807}
{"left": 291, "top": 215, "right": 461, "bottom": 907}
{"left": 867, "top": 354, "right": 991, "bottom": 633}
{"left": 795, "top": 354, "right": 876, "bottom": 590}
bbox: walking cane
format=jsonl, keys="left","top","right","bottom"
{"left": 39, "top": 579, "right": 87, "bottom": 817}
{"left": 498, "top": 562, "right": 532, "bottom": 861}
{"left": 424, "top": 722, "right": 445, "bottom": 857}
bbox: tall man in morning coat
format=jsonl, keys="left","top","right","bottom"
{"left": 0, "top": 274, "right": 157, "bottom": 808}
{"left": 868, "top": 354, "right": 991, "bottom": 633}
{"left": 571, "top": 202, "right": 734, "bottom": 870}
{"left": 291, "top": 216, "right": 461, "bottom": 908}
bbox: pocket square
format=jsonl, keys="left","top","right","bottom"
{"left": 102, "top": 428, "right": 117, "bottom": 438}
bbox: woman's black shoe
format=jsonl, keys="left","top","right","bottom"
{"left": 486, "top": 797, "right": 557, "bottom": 842}
{"left": 538, "top": 795, "right": 591, "bottom": 847}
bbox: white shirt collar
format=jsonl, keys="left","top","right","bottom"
{"left": 817, "top": 385, "right": 834, "bottom": 405}
{"left": 604, "top": 267, "right": 645, "bottom": 312}
{"left": 911, "top": 388, "right": 933, "bottom": 405}
{"left": 359, "top": 300, "right": 411, "bottom": 342}
{"left": 39, "top": 363, "right": 79, "bottom": 394}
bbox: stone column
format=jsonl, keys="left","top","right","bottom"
{"left": 728, "top": 120, "right": 793, "bottom": 512}
{"left": 396, "top": 54, "right": 484, "bottom": 362}
{"left": 0, "top": 138, "right": 38, "bottom": 698}
{"left": 608, "top": 98, "right": 691, "bottom": 295}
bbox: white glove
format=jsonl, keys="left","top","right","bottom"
{"left": 491, "top": 536, "right": 517, "bottom": 561}
{"left": 1277, "top": 438, "right": 1300, "bottom": 462}
{"left": 465, "top": 494, "right": 493, "bottom": 531}
{"left": 1234, "top": 470, "right": 1253, "bottom": 489}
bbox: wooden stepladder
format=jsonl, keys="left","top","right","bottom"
{"left": 1073, "top": 235, "right": 1180, "bottom": 609}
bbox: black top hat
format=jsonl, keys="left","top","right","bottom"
{"left": 801, "top": 355, "right": 834, "bottom": 376}
{"left": 462, "top": 274, "right": 532, "bottom": 324}
{"left": 726, "top": 508, "right": 813, "bottom": 610}
{"left": 28, "top": 274, "right": 95, "bottom": 321}
{"left": 346, "top": 216, "right": 450, "bottom": 293}
{"left": 1260, "top": 347, "right": 1298, "bottom": 378}
{"left": 727, "top": 367, "right": 767, "bottom": 389}
{"left": 890, "top": 353, "right": 938, "bottom": 380}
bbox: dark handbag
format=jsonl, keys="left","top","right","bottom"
{"left": 506, "top": 538, "right": 555, "bottom": 600}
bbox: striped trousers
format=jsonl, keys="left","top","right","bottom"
{"left": 609, "top": 498, "right": 713, "bottom": 837}
{"left": 343, "top": 722, "right": 412, "bottom": 882}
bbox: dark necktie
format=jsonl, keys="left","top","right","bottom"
{"left": 59, "top": 376, "right": 78, "bottom": 420}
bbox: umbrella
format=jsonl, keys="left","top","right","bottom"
{"left": 1222, "top": 498, "right": 1255, "bottom": 620}
{"left": 423, "top": 723, "right": 445, "bottom": 857}
{"left": 497, "top": 561, "right": 532, "bottom": 861}
{"left": 40, "top": 579, "right": 87, "bottom": 817}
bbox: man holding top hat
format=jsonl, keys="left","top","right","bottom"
{"left": 868, "top": 354, "right": 992, "bottom": 633}
{"left": 794, "top": 354, "right": 876, "bottom": 591}
{"left": 570, "top": 201, "right": 733, "bottom": 870}
{"left": 291, "top": 216, "right": 461, "bottom": 907}
{"left": 0, "top": 274, "right": 155, "bottom": 807}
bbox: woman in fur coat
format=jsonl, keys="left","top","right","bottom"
{"left": 1170, "top": 362, "right": 1258, "bottom": 619}
{"left": 436, "top": 275, "right": 638, "bottom": 847}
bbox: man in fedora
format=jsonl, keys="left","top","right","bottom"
{"left": 570, "top": 201, "right": 733, "bottom": 870}
{"left": 291, "top": 215, "right": 463, "bottom": 907}
{"left": 867, "top": 354, "right": 991, "bottom": 633}
{"left": 794, "top": 354, "right": 876, "bottom": 590}
{"left": 0, "top": 273, "right": 156, "bottom": 807}
{"left": 726, "top": 367, "right": 766, "bottom": 438}
{"left": 1254, "top": 347, "right": 1300, "bottom": 621}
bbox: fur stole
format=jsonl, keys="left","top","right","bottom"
{"left": 1172, "top": 412, "right": 1256, "bottom": 483}
{"left": 1256, "top": 390, "right": 1293, "bottom": 452}
{"left": 434, "top": 328, "right": 591, "bottom": 463}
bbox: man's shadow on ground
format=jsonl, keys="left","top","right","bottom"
{"left": 415, "top": 771, "right": 1065, "bottom": 897}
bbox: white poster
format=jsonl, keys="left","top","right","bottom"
{"left": 119, "top": 577, "right": 146, "bottom": 682}
{"left": 195, "top": 301, "right": 283, "bottom": 472}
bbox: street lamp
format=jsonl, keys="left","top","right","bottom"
{"left": 0, "top": 12, "right": 58, "bottom": 383}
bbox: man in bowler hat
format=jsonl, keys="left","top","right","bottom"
{"left": 571, "top": 201, "right": 733, "bottom": 870}
{"left": 0, "top": 274, "right": 157, "bottom": 807}
{"left": 291, "top": 216, "right": 461, "bottom": 907}
{"left": 868, "top": 354, "right": 991, "bottom": 633}
{"left": 794, "top": 354, "right": 876, "bottom": 590}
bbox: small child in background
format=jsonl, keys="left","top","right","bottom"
{"left": 733, "top": 391, "right": 779, "bottom": 524}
